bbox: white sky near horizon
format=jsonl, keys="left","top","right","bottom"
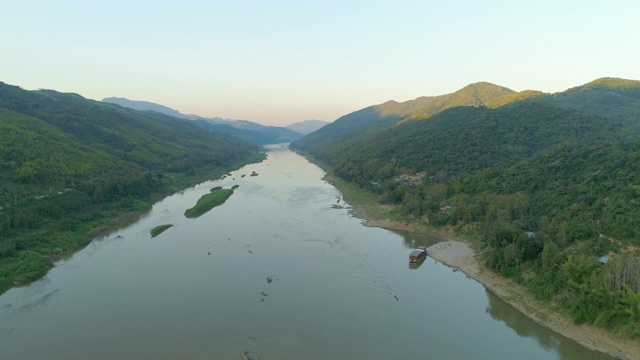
{"left": 1, "top": 0, "right": 638, "bottom": 126}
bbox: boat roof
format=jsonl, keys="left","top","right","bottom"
{"left": 410, "top": 249, "right": 426, "bottom": 256}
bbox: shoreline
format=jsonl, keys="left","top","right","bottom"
{"left": 1, "top": 155, "right": 266, "bottom": 296}
{"left": 345, "top": 192, "right": 640, "bottom": 360}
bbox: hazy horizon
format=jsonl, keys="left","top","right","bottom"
{"left": 2, "top": 0, "right": 638, "bottom": 126}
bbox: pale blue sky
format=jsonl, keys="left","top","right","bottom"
{"left": 1, "top": 0, "right": 638, "bottom": 126}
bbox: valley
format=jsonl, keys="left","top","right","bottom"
{"left": 2, "top": 77, "right": 640, "bottom": 359}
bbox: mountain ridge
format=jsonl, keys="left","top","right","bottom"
{"left": 291, "top": 81, "right": 518, "bottom": 158}
{"left": 102, "top": 97, "right": 320, "bottom": 141}
{"left": 292, "top": 77, "right": 640, "bottom": 157}
{"left": 285, "top": 119, "right": 329, "bottom": 135}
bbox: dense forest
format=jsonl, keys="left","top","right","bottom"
{"left": 291, "top": 77, "right": 640, "bottom": 337}
{"left": 0, "top": 82, "right": 263, "bottom": 294}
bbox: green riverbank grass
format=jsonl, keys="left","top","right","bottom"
{"left": 184, "top": 189, "right": 234, "bottom": 218}
{"left": 297, "top": 149, "right": 405, "bottom": 224}
{"left": 324, "top": 174, "right": 405, "bottom": 223}
{"left": 150, "top": 224, "right": 173, "bottom": 238}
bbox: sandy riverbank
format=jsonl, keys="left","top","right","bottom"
{"left": 354, "top": 209, "right": 640, "bottom": 360}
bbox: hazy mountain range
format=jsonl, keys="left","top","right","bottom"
{"left": 102, "top": 97, "right": 329, "bottom": 142}
{"left": 284, "top": 119, "right": 330, "bottom": 135}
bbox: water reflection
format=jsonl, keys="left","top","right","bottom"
{"left": 485, "top": 290, "right": 615, "bottom": 359}
{"left": 408, "top": 258, "right": 425, "bottom": 270}
{"left": 393, "top": 228, "right": 444, "bottom": 249}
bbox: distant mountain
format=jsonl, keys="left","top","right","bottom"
{"left": 192, "top": 120, "right": 303, "bottom": 145}
{"left": 291, "top": 81, "right": 516, "bottom": 158}
{"left": 292, "top": 77, "right": 640, "bottom": 180}
{"left": 484, "top": 90, "right": 546, "bottom": 108}
{"left": 328, "top": 103, "right": 624, "bottom": 186}
{"left": 531, "top": 77, "right": 640, "bottom": 129}
{"left": 399, "top": 81, "right": 516, "bottom": 121}
{"left": 565, "top": 77, "right": 640, "bottom": 92}
{"left": 102, "top": 97, "right": 302, "bottom": 145}
{"left": 285, "top": 120, "right": 329, "bottom": 135}
{"left": 102, "top": 97, "right": 188, "bottom": 119}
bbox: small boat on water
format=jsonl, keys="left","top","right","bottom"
{"left": 409, "top": 247, "right": 427, "bottom": 263}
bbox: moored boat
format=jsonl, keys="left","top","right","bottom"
{"left": 409, "top": 247, "right": 427, "bottom": 263}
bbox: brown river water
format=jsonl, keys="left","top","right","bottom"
{"left": 0, "top": 144, "right": 616, "bottom": 360}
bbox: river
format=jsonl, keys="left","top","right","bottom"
{"left": 0, "top": 144, "right": 616, "bottom": 360}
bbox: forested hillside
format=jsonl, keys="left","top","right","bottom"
{"left": 534, "top": 78, "right": 640, "bottom": 130}
{"left": 0, "top": 82, "right": 263, "bottom": 294}
{"left": 292, "top": 77, "right": 640, "bottom": 337}
{"left": 292, "top": 82, "right": 523, "bottom": 159}
{"left": 328, "top": 103, "right": 624, "bottom": 188}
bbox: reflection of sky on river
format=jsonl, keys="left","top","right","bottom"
{"left": 0, "top": 145, "right": 617, "bottom": 360}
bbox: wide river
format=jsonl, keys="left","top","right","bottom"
{"left": 0, "top": 145, "right": 616, "bottom": 360}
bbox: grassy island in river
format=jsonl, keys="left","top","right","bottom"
{"left": 184, "top": 188, "right": 234, "bottom": 218}
{"left": 150, "top": 224, "right": 173, "bottom": 238}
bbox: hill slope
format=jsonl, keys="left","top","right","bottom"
{"left": 293, "top": 77, "right": 640, "bottom": 338}
{"left": 533, "top": 77, "right": 640, "bottom": 128}
{"left": 329, "top": 103, "right": 625, "bottom": 187}
{"left": 0, "top": 82, "right": 262, "bottom": 294}
{"left": 291, "top": 82, "right": 517, "bottom": 157}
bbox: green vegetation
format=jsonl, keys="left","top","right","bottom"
{"left": 150, "top": 224, "right": 173, "bottom": 237}
{"left": 566, "top": 77, "right": 640, "bottom": 92}
{"left": 484, "top": 90, "right": 546, "bottom": 108}
{"left": 326, "top": 173, "right": 402, "bottom": 222}
{"left": 184, "top": 188, "right": 234, "bottom": 218}
{"left": 292, "top": 82, "right": 515, "bottom": 159}
{"left": 527, "top": 77, "right": 640, "bottom": 130}
{"left": 324, "top": 103, "right": 623, "bottom": 190}
{"left": 231, "top": 184, "right": 239, "bottom": 190}
{"left": 292, "top": 77, "right": 640, "bottom": 338}
{"left": 326, "top": 174, "right": 377, "bottom": 207}
{"left": 0, "top": 82, "right": 264, "bottom": 295}
{"left": 442, "top": 142, "right": 640, "bottom": 336}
